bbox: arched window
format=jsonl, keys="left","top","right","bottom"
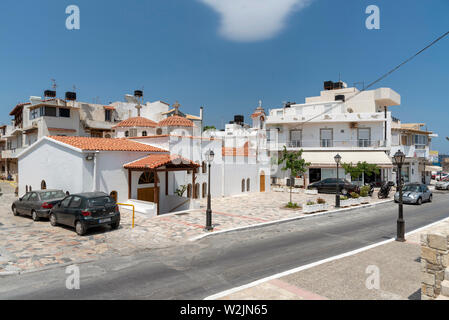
{"left": 142, "top": 131, "right": 147, "bottom": 137}
{"left": 138, "top": 171, "right": 155, "bottom": 184}
{"left": 125, "top": 131, "right": 129, "bottom": 137}
{"left": 202, "top": 161, "right": 207, "bottom": 174}
{"left": 187, "top": 184, "right": 192, "bottom": 198}
{"left": 104, "top": 134, "right": 111, "bottom": 138}
{"left": 247, "top": 178, "right": 250, "bottom": 192}
{"left": 30, "top": 186, "right": 32, "bottom": 191}
{"left": 156, "top": 128, "right": 163, "bottom": 135}
{"left": 202, "top": 183, "right": 207, "bottom": 198}
{"left": 194, "top": 183, "right": 200, "bottom": 199}
{"left": 242, "top": 179, "right": 245, "bottom": 192}
{"left": 26, "top": 185, "right": 29, "bottom": 192}
{"left": 110, "top": 191, "right": 118, "bottom": 202}
{"left": 41, "top": 180, "right": 46, "bottom": 190}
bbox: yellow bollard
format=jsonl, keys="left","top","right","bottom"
{"left": 117, "top": 203, "right": 135, "bottom": 228}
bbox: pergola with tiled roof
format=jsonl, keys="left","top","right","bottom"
{"left": 48, "top": 136, "right": 167, "bottom": 152}
{"left": 112, "top": 116, "right": 158, "bottom": 128}
{"left": 123, "top": 153, "right": 200, "bottom": 215}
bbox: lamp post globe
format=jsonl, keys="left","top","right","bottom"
{"left": 205, "top": 150, "right": 214, "bottom": 231}
{"left": 334, "top": 154, "right": 342, "bottom": 208}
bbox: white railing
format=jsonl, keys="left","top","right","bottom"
{"left": 270, "top": 139, "right": 387, "bottom": 150}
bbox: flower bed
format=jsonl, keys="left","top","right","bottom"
{"left": 360, "top": 196, "right": 371, "bottom": 204}
{"left": 303, "top": 203, "right": 330, "bottom": 214}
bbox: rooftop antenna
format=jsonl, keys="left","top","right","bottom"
{"left": 51, "top": 79, "right": 57, "bottom": 90}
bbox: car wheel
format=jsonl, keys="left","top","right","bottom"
{"left": 416, "top": 197, "right": 422, "bottom": 205}
{"left": 75, "top": 221, "right": 87, "bottom": 236}
{"left": 31, "top": 210, "right": 39, "bottom": 221}
{"left": 49, "top": 213, "right": 58, "bottom": 226}
{"left": 110, "top": 221, "right": 120, "bottom": 230}
{"left": 12, "top": 205, "right": 19, "bottom": 216}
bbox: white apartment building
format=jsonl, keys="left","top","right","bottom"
{"left": 266, "top": 81, "right": 400, "bottom": 186}
{"left": 390, "top": 120, "right": 439, "bottom": 184}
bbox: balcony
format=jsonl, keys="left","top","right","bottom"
{"left": 269, "top": 139, "right": 388, "bottom": 151}
{"left": 1, "top": 147, "right": 27, "bottom": 159}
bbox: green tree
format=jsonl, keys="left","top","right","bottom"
{"left": 277, "top": 146, "right": 311, "bottom": 203}
{"left": 203, "top": 125, "right": 216, "bottom": 131}
{"left": 341, "top": 161, "right": 380, "bottom": 184}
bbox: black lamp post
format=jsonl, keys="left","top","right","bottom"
{"left": 334, "top": 154, "right": 342, "bottom": 208}
{"left": 204, "top": 149, "right": 215, "bottom": 231}
{"left": 393, "top": 150, "right": 406, "bottom": 242}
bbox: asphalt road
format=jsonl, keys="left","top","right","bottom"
{"left": 1, "top": 191, "right": 449, "bottom": 300}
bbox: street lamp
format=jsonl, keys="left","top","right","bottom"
{"left": 204, "top": 149, "right": 215, "bottom": 231}
{"left": 393, "top": 150, "right": 406, "bottom": 242}
{"left": 334, "top": 154, "right": 342, "bottom": 208}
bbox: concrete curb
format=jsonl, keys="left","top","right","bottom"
{"left": 189, "top": 199, "right": 394, "bottom": 242}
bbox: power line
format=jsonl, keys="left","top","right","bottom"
{"left": 301, "top": 30, "right": 449, "bottom": 124}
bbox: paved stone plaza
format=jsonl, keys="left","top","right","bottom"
{"left": 0, "top": 182, "right": 387, "bottom": 274}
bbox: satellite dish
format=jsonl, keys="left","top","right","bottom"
{"left": 30, "top": 96, "right": 42, "bottom": 105}
{"left": 125, "top": 94, "right": 138, "bottom": 104}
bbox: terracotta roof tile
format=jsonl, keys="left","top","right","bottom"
{"left": 158, "top": 115, "right": 194, "bottom": 127}
{"left": 113, "top": 117, "right": 158, "bottom": 128}
{"left": 123, "top": 154, "right": 200, "bottom": 169}
{"left": 48, "top": 136, "right": 167, "bottom": 152}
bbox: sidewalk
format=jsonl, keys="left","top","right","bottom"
{"left": 213, "top": 217, "right": 449, "bottom": 300}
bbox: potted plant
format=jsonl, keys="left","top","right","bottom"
{"left": 317, "top": 197, "right": 330, "bottom": 211}
{"left": 359, "top": 186, "right": 371, "bottom": 204}
{"left": 303, "top": 199, "right": 329, "bottom": 214}
{"left": 350, "top": 192, "right": 361, "bottom": 205}
{"left": 339, "top": 195, "right": 352, "bottom": 207}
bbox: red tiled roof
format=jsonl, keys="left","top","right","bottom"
{"left": 104, "top": 105, "right": 116, "bottom": 110}
{"left": 251, "top": 112, "right": 265, "bottom": 119}
{"left": 123, "top": 154, "right": 200, "bottom": 169}
{"left": 158, "top": 115, "right": 194, "bottom": 127}
{"left": 113, "top": 117, "right": 158, "bottom": 128}
{"left": 48, "top": 136, "right": 167, "bottom": 152}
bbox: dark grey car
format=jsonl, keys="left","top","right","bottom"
{"left": 12, "top": 189, "right": 66, "bottom": 221}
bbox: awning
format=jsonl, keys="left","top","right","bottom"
{"left": 123, "top": 154, "right": 199, "bottom": 170}
{"left": 423, "top": 165, "right": 442, "bottom": 172}
{"left": 301, "top": 151, "right": 393, "bottom": 168}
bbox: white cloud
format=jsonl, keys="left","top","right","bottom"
{"left": 199, "top": 0, "right": 312, "bottom": 42}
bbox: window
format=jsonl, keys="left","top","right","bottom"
{"left": 61, "top": 197, "right": 72, "bottom": 208}
{"left": 194, "top": 183, "right": 200, "bottom": 199}
{"left": 105, "top": 110, "right": 112, "bottom": 122}
{"left": 358, "top": 128, "right": 371, "bottom": 147}
{"left": 22, "top": 193, "right": 31, "bottom": 201}
{"left": 289, "top": 130, "right": 302, "bottom": 148}
{"left": 40, "top": 190, "right": 65, "bottom": 200}
{"left": 202, "top": 161, "right": 207, "bottom": 174}
{"left": 414, "top": 135, "right": 428, "bottom": 149}
{"left": 104, "top": 134, "right": 111, "bottom": 138}
{"left": 69, "top": 196, "right": 82, "bottom": 208}
{"left": 41, "top": 180, "right": 46, "bottom": 190}
{"left": 110, "top": 191, "right": 118, "bottom": 202}
{"left": 138, "top": 171, "right": 155, "bottom": 184}
{"left": 59, "top": 108, "right": 70, "bottom": 118}
{"left": 320, "top": 129, "right": 333, "bottom": 147}
{"left": 156, "top": 128, "right": 163, "bottom": 135}
{"left": 247, "top": 178, "right": 250, "bottom": 192}
{"left": 88, "top": 196, "right": 113, "bottom": 207}
{"left": 142, "top": 131, "right": 147, "bottom": 137}
{"left": 401, "top": 135, "right": 410, "bottom": 146}
{"left": 41, "top": 106, "right": 57, "bottom": 117}
{"left": 242, "top": 179, "right": 245, "bottom": 192}
{"left": 202, "top": 183, "right": 207, "bottom": 198}
{"left": 125, "top": 131, "right": 129, "bottom": 137}
{"left": 30, "top": 108, "right": 40, "bottom": 120}
{"left": 29, "top": 193, "right": 38, "bottom": 201}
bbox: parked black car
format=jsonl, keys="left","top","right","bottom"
{"left": 307, "top": 178, "right": 360, "bottom": 195}
{"left": 49, "top": 192, "right": 120, "bottom": 236}
{"left": 12, "top": 189, "right": 66, "bottom": 221}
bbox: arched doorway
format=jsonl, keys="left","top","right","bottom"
{"left": 110, "top": 191, "right": 118, "bottom": 202}
{"left": 247, "top": 178, "right": 250, "bottom": 192}
{"left": 260, "top": 171, "right": 266, "bottom": 192}
{"left": 194, "top": 183, "right": 200, "bottom": 199}
{"left": 41, "top": 180, "right": 46, "bottom": 190}
{"left": 241, "top": 179, "right": 245, "bottom": 192}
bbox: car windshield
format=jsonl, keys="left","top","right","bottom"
{"left": 40, "top": 190, "right": 66, "bottom": 201}
{"left": 403, "top": 185, "right": 421, "bottom": 192}
{"left": 88, "top": 196, "right": 114, "bottom": 207}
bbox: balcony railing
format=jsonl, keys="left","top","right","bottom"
{"left": 271, "top": 139, "right": 387, "bottom": 149}
{"left": 1, "top": 147, "right": 27, "bottom": 159}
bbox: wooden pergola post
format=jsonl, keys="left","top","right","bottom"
{"left": 128, "top": 169, "right": 132, "bottom": 199}
{"left": 154, "top": 169, "right": 159, "bottom": 215}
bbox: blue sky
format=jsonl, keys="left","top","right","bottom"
{"left": 0, "top": 0, "right": 448, "bottom": 152}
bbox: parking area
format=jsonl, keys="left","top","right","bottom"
{"left": 0, "top": 182, "right": 391, "bottom": 274}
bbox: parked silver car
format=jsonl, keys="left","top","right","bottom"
{"left": 394, "top": 183, "right": 432, "bottom": 205}
{"left": 435, "top": 179, "right": 449, "bottom": 190}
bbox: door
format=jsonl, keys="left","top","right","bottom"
{"left": 17, "top": 193, "right": 31, "bottom": 214}
{"left": 67, "top": 196, "right": 83, "bottom": 227}
{"left": 27, "top": 192, "right": 40, "bottom": 216}
{"left": 56, "top": 196, "right": 73, "bottom": 225}
{"left": 137, "top": 187, "right": 158, "bottom": 203}
{"left": 260, "top": 172, "right": 265, "bottom": 192}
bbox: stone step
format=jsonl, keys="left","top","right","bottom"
{"left": 441, "top": 280, "right": 449, "bottom": 297}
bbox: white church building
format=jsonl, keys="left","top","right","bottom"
{"left": 17, "top": 103, "right": 270, "bottom": 216}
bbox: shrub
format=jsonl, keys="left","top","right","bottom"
{"left": 286, "top": 202, "right": 300, "bottom": 209}
{"left": 360, "top": 189, "right": 369, "bottom": 197}
{"left": 306, "top": 201, "right": 315, "bottom": 206}
{"left": 350, "top": 192, "right": 360, "bottom": 198}
{"left": 340, "top": 196, "right": 348, "bottom": 201}
{"left": 317, "top": 198, "right": 326, "bottom": 204}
